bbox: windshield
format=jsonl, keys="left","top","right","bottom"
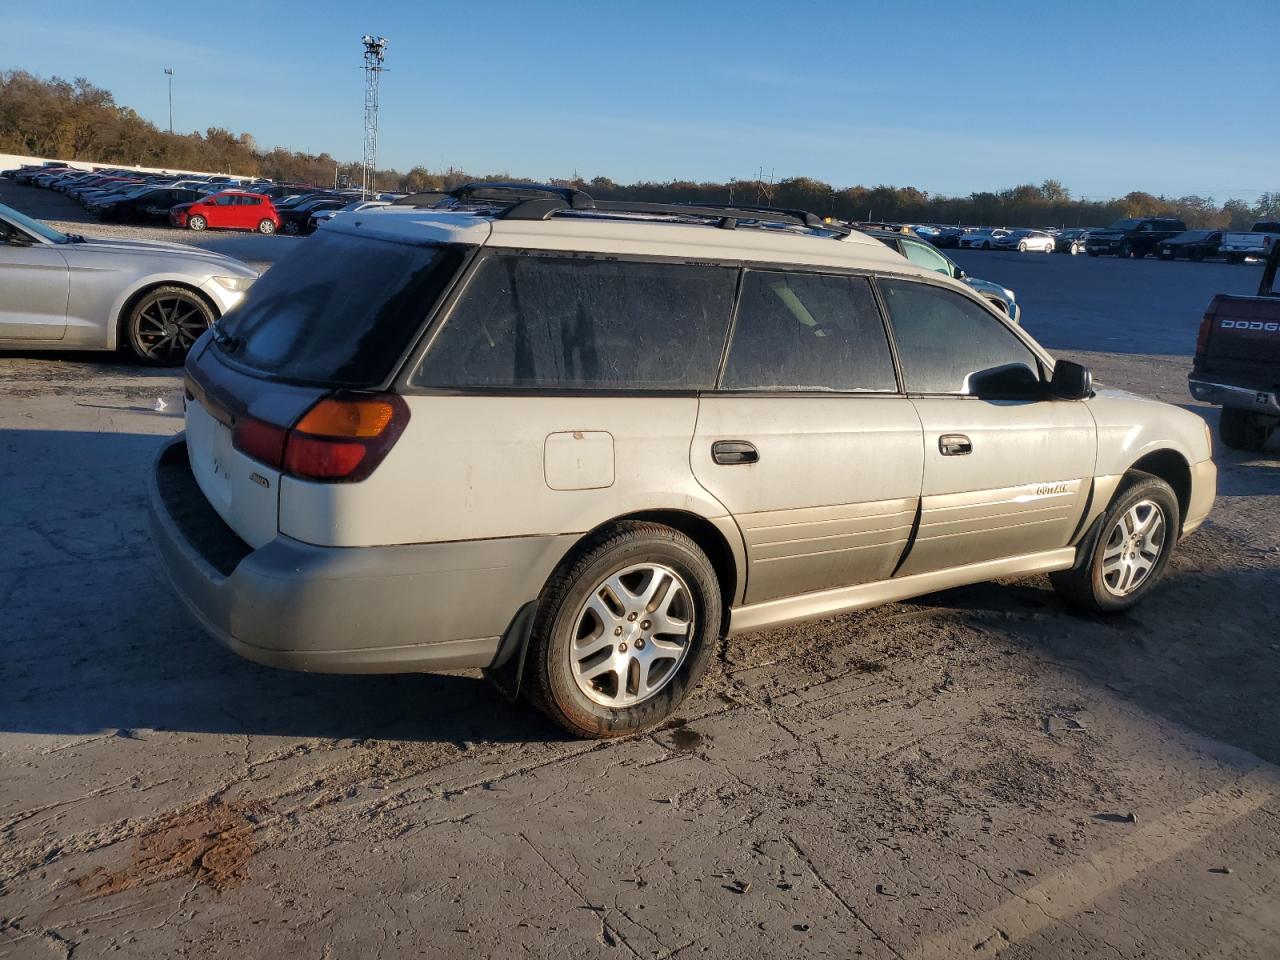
{"left": 0, "top": 203, "right": 69, "bottom": 244}
{"left": 215, "top": 232, "right": 468, "bottom": 385}
{"left": 1108, "top": 219, "right": 1141, "bottom": 230}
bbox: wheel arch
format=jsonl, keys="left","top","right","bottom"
{"left": 1127, "top": 448, "right": 1192, "bottom": 530}
{"left": 113, "top": 280, "right": 220, "bottom": 351}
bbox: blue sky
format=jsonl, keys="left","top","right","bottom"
{"left": 3, "top": 0, "right": 1273, "bottom": 202}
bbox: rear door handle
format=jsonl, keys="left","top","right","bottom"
{"left": 712, "top": 440, "right": 759, "bottom": 465}
{"left": 939, "top": 434, "right": 972, "bottom": 456}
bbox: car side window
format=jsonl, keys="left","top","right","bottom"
{"left": 879, "top": 279, "right": 1040, "bottom": 395}
{"left": 720, "top": 271, "right": 897, "bottom": 392}
{"left": 413, "top": 254, "right": 736, "bottom": 390}
{"left": 901, "top": 239, "right": 952, "bottom": 276}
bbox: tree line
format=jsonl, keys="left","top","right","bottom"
{"left": 3, "top": 70, "right": 1275, "bottom": 230}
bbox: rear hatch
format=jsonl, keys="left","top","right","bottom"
{"left": 182, "top": 228, "right": 469, "bottom": 547}
{"left": 1193, "top": 294, "right": 1280, "bottom": 387}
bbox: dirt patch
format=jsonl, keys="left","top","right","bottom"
{"left": 79, "top": 799, "right": 266, "bottom": 896}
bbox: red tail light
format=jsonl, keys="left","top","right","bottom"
{"left": 231, "top": 393, "right": 409, "bottom": 482}
{"left": 232, "top": 416, "right": 288, "bottom": 468}
{"left": 1195, "top": 311, "right": 1213, "bottom": 354}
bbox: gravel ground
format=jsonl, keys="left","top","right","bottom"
{"left": 1, "top": 183, "right": 1279, "bottom": 960}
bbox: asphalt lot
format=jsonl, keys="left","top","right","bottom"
{"left": 1, "top": 182, "right": 1278, "bottom": 959}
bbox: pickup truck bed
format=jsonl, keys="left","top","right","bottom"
{"left": 1189, "top": 244, "right": 1280, "bottom": 449}
{"left": 1219, "top": 221, "right": 1280, "bottom": 262}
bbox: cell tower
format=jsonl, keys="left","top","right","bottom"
{"left": 360, "top": 35, "right": 389, "bottom": 199}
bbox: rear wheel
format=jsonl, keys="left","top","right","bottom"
{"left": 257, "top": 218, "right": 276, "bottom": 235}
{"left": 1219, "top": 408, "right": 1274, "bottom": 451}
{"left": 526, "top": 522, "right": 722, "bottom": 738}
{"left": 187, "top": 214, "right": 207, "bottom": 232}
{"left": 1051, "top": 473, "right": 1179, "bottom": 614}
{"left": 1120, "top": 240, "right": 1133, "bottom": 258}
{"left": 1018, "top": 241, "right": 1027, "bottom": 252}
{"left": 283, "top": 220, "right": 300, "bottom": 235}
{"left": 125, "top": 285, "right": 215, "bottom": 365}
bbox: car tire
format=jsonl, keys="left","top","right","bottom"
{"left": 1120, "top": 240, "right": 1133, "bottom": 258}
{"left": 525, "top": 521, "right": 722, "bottom": 739}
{"left": 1050, "top": 473, "right": 1180, "bottom": 615}
{"left": 257, "top": 219, "right": 276, "bottom": 235}
{"left": 124, "top": 285, "right": 215, "bottom": 365}
{"left": 1191, "top": 248, "right": 1205, "bottom": 262}
{"left": 187, "top": 215, "right": 207, "bottom": 232}
{"left": 1219, "top": 408, "right": 1273, "bottom": 452}
{"left": 1018, "top": 241, "right": 1027, "bottom": 252}
{"left": 982, "top": 241, "right": 990, "bottom": 250}
{"left": 283, "top": 221, "right": 300, "bottom": 235}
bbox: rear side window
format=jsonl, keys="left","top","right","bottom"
{"left": 720, "top": 271, "right": 897, "bottom": 392}
{"left": 413, "top": 255, "right": 736, "bottom": 390}
{"left": 217, "top": 232, "right": 465, "bottom": 386}
{"left": 879, "top": 279, "right": 1039, "bottom": 395}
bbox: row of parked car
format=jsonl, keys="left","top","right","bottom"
{"left": 904, "top": 218, "right": 1280, "bottom": 263}
{"left": 0, "top": 162, "right": 399, "bottom": 236}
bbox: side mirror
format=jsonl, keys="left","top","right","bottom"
{"left": 966, "top": 363, "right": 1042, "bottom": 400}
{"left": 1049, "top": 360, "right": 1093, "bottom": 400}
{"left": 953, "top": 265, "right": 966, "bottom": 280}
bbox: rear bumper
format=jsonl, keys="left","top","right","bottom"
{"left": 1188, "top": 377, "right": 1280, "bottom": 416}
{"left": 148, "top": 436, "right": 571, "bottom": 674}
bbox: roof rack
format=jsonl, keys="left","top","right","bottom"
{"left": 392, "top": 182, "right": 849, "bottom": 237}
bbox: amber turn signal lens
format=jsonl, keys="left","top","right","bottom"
{"left": 294, "top": 398, "right": 394, "bottom": 438}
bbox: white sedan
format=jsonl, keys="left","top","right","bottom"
{"left": 958, "top": 228, "right": 1010, "bottom": 249}
{"left": 994, "top": 229, "right": 1056, "bottom": 253}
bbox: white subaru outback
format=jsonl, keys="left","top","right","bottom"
{"left": 149, "top": 184, "right": 1216, "bottom": 738}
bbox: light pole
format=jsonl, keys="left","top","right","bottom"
{"left": 164, "top": 68, "right": 174, "bottom": 134}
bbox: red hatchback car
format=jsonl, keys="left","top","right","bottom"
{"left": 170, "top": 191, "right": 281, "bottom": 234}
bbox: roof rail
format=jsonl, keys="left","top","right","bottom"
{"left": 392, "top": 181, "right": 848, "bottom": 237}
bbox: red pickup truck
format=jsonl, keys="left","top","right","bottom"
{"left": 1189, "top": 243, "right": 1280, "bottom": 450}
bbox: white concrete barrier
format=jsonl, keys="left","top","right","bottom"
{"left": 0, "top": 152, "right": 253, "bottom": 179}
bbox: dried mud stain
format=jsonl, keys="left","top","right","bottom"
{"left": 79, "top": 799, "right": 266, "bottom": 896}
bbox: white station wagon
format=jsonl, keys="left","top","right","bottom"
{"left": 149, "top": 184, "right": 1216, "bottom": 737}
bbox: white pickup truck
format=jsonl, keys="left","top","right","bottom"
{"left": 1219, "top": 220, "right": 1280, "bottom": 263}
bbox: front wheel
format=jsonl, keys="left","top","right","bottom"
{"left": 1018, "top": 241, "right": 1027, "bottom": 252}
{"left": 1051, "top": 473, "right": 1180, "bottom": 614}
{"left": 526, "top": 522, "right": 722, "bottom": 738}
{"left": 257, "top": 219, "right": 276, "bottom": 235}
{"left": 283, "top": 221, "right": 300, "bottom": 235}
{"left": 125, "top": 285, "right": 215, "bottom": 365}
{"left": 1120, "top": 241, "right": 1133, "bottom": 258}
{"left": 1220, "top": 407, "right": 1274, "bottom": 451}
{"left": 187, "top": 214, "right": 207, "bottom": 232}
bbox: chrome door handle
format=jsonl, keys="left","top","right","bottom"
{"left": 939, "top": 434, "right": 972, "bottom": 456}
{"left": 712, "top": 440, "right": 759, "bottom": 465}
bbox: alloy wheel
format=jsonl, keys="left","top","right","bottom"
{"left": 1100, "top": 499, "right": 1166, "bottom": 597}
{"left": 569, "top": 562, "right": 694, "bottom": 708}
{"left": 133, "top": 295, "right": 209, "bottom": 363}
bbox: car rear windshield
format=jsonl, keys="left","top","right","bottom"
{"left": 214, "top": 231, "right": 466, "bottom": 386}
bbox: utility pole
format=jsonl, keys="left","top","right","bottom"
{"left": 164, "top": 68, "right": 174, "bottom": 134}
{"left": 360, "top": 35, "right": 389, "bottom": 199}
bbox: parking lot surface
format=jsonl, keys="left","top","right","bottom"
{"left": 2, "top": 182, "right": 1278, "bottom": 959}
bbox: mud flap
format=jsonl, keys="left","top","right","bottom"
{"left": 482, "top": 600, "right": 538, "bottom": 701}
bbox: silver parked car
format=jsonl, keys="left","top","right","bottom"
{"left": 151, "top": 183, "right": 1216, "bottom": 738}
{"left": 0, "top": 203, "right": 257, "bottom": 364}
